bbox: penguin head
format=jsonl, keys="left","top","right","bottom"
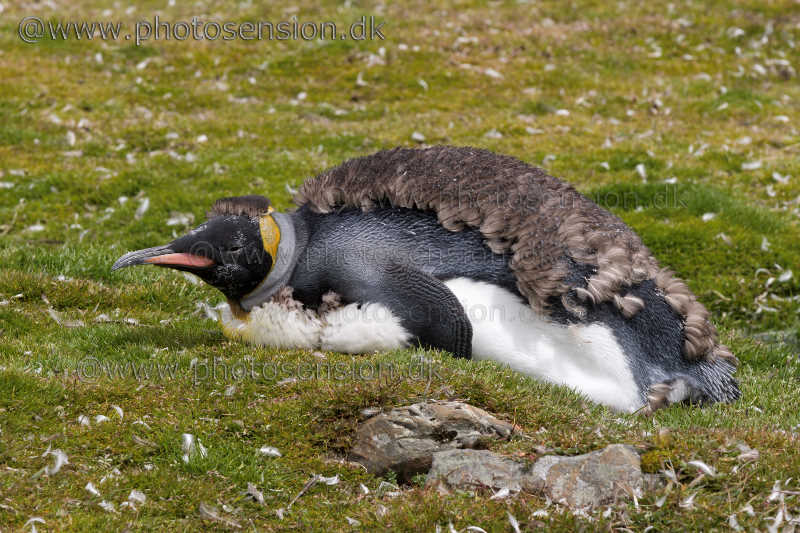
{"left": 111, "top": 195, "right": 281, "bottom": 302}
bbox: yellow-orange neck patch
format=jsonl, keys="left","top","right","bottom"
{"left": 258, "top": 211, "right": 281, "bottom": 273}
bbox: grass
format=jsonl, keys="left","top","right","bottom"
{"left": 1, "top": 0, "right": 800, "bottom": 530}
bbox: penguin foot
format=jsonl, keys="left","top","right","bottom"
{"left": 641, "top": 379, "right": 692, "bottom": 416}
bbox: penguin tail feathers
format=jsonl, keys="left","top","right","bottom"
{"left": 693, "top": 356, "right": 741, "bottom": 404}
{"left": 644, "top": 357, "right": 740, "bottom": 415}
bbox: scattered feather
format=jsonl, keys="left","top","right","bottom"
{"left": 465, "top": 527, "right": 487, "bottom": 533}
{"left": 490, "top": 487, "right": 511, "bottom": 500}
{"left": 43, "top": 448, "right": 69, "bottom": 475}
{"left": 679, "top": 491, "right": 697, "bottom": 509}
{"left": 768, "top": 480, "right": 782, "bottom": 502}
{"left": 198, "top": 503, "right": 241, "bottom": 528}
{"left": 135, "top": 197, "right": 150, "bottom": 220}
{"left": 112, "top": 405, "right": 124, "bottom": 419}
{"left": 346, "top": 517, "right": 361, "bottom": 526}
{"left": 100, "top": 468, "right": 121, "bottom": 484}
{"left": 728, "top": 514, "right": 742, "bottom": 531}
{"left": 778, "top": 270, "right": 792, "bottom": 282}
{"left": 359, "top": 483, "right": 370, "bottom": 495}
{"left": 166, "top": 213, "right": 194, "bottom": 226}
{"left": 77, "top": 415, "right": 90, "bottom": 426}
{"left": 133, "top": 419, "right": 152, "bottom": 430}
{"left": 687, "top": 460, "right": 716, "bottom": 477}
{"left": 128, "top": 490, "right": 146, "bottom": 505}
{"left": 655, "top": 492, "right": 669, "bottom": 508}
{"left": 94, "top": 415, "right": 110, "bottom": 424}
{"left": 98, "top": 500, "right": 116, "bottom": 513}
{"left": 24, "top": 517, "right": 46, "bottom": 533}
{"left": 507, "top": 512, "right": 521, "bottom": 533}
{"left": 47, "top": 308, "right": 84, "bottom": 328}
{"left": 761, "top": 236, "right": 771, "bottom": 252}
{"left": 715, "top": 233, "right": 732, "bottom": 245}
{"left": 768, "top": 507, "right": 784, "bottom": 533}
{"left": 742, "top": 161, "right": 762, "bottom": 171}
{"left": 484, "top": 68, "right": 503, "bottom": 79}
{"left": 319, "top": 474, "right": 340, "bottom": 485}
{"left": 181, "top": 433, "right": 207, "bottom": 463}
{"left": 411, "top": 131, "right": 425, "bottom": 143}
{"left": 772, "top": 172, "right": 790, "bottom": 184}
{"left": 287, "top": 475, "right": 320, "bottom": 510}
{"left": 246, "top": 483, "right": 265, "bottom": 504}
{"left": 635, "top": 163, "right": 647, "bottom": 179}
{"left": 702, "top": 212, "right": 716, "bottom": 222}
{"left": 259, "top": 446, "right": 282, "bottom": 457}
{"left": 85, "top": 482, "right": 101, "bottom": 497}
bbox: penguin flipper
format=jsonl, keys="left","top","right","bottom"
{"left": 329, "top": 261, "right": 473, "bottom": 359}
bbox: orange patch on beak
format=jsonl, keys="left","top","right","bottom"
{"left": 144, "top": 253, "right": 214, "bottom": 268}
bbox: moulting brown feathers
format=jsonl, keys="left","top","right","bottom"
{"left": 295, "top": 145, "right": 735, "bottom": 365}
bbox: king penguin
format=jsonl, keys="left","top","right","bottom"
{"left": 112, "top": 146, "right": 740, "bottom": 413}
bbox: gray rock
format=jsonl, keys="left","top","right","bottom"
{"left": 348, "top": 401, "right": 513, "bottom": 481}
{"left": 425, "top": 449, "right": 533, "bottom": 493}
{"left": 426, "top": 444, "right": 643, "bottom": 510}
{"left": 350, "top": 401, "right": 646, "bottom": 510}
{"left": 529, "top": 444, "right": 642, "bottom": 509}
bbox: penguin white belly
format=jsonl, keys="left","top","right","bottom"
{"left": 443, "top": 278, "right": 643, "bottom": 413}
{"left": 216, "top": 278, "right": 643, "bottom": 412}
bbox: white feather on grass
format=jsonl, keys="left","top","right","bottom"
{"left": 258, "top": 446, "right": 282, "bottom": 458}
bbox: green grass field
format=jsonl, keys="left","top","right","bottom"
{"left": 2, "top": 0, "right": 800, "bottom": 530}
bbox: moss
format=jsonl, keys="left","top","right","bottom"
{"left": 1, "top": 0, "right": 800, "bottom": 530}
{"left": 640, "top": 449, "right": 677, "bottom": 474}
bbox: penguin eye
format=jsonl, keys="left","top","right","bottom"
{"left": 228, "top": 245, "right": 243, "bottom": 253}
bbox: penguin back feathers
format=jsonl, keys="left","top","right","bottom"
{"left": 294, "top": 145, "right": 736, "bottom": 366}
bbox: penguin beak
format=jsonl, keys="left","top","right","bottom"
{"left": 111, "top": 245, "right": 215, "bottom": 272}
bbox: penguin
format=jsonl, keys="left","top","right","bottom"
{"left": 112, "top": 146, "right": 740, "bottom": 413}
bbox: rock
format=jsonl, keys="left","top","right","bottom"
{"left": 350, "top": 402, "right": 646, "bottom": 510}
{"left": 425, "top": 449, "right": 532, "bottom": 493}
{"left": 426, "top": 444, "right": 644, "bottom": 510}
{"left": 528, "top": 444, "right": 642, "bottom": 509}
{"left": 348, "top": 401, "right": 513, "bottom": 481}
